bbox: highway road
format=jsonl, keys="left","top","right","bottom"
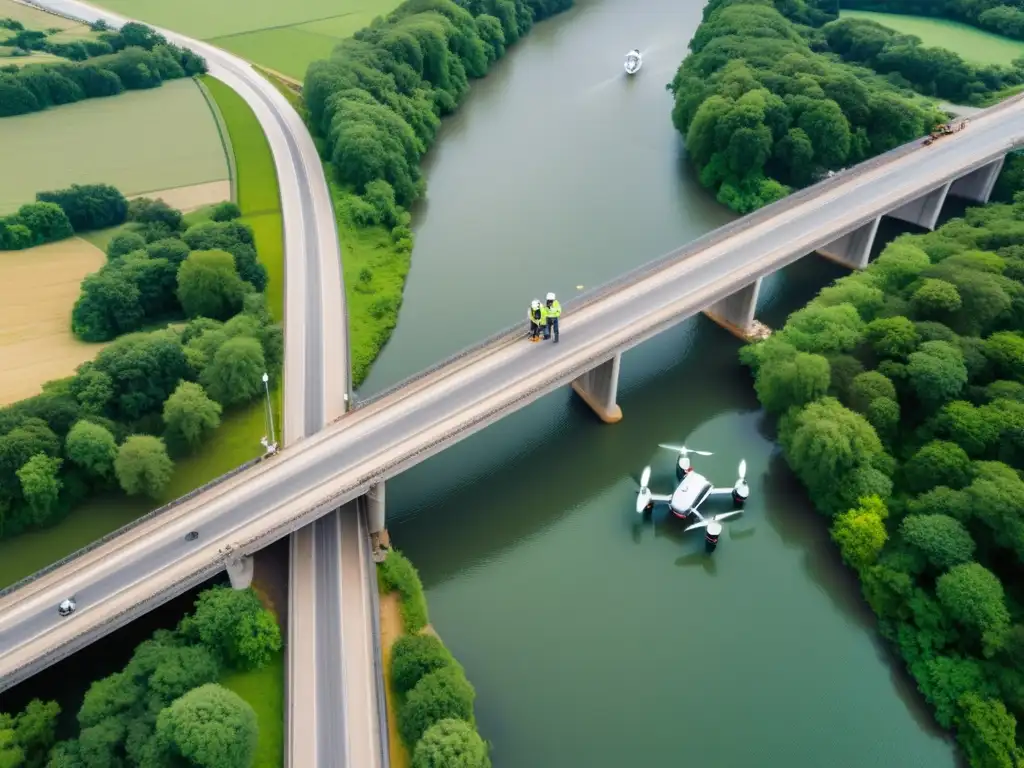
{"left": 18, "top": 3, "right": 381, "bottom": 767}
{"left": 1, "top": 85, "right": 1022, "bottom": 692}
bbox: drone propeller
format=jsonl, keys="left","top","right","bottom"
{"left": 635, "top": 466, "right": 653, "bottom": 514}
{"left": 659, "top": 444, "right": 713, "bottom": 457}
{"left": 738, "top": 459, "right": 747, "bottom": 482}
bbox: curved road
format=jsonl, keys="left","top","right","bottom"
{"left": 18, "top": 2, "right": 364, "bottom": 766}
{"left": 2, "top": 85, "right": 1023, "bottom": 676}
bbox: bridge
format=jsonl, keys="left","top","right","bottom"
{"left": 1, "top": 90, "right": 1020, "bottom": 713}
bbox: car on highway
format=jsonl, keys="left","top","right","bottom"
{"left": 57, "top": 598, "right": 76, "bottom": 617}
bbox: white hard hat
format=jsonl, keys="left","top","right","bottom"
{"left": 531, "top": 299, "right": 540, "bottom": 309}
{"left": 546, "top": 292, "right": 556, "bottom": 301}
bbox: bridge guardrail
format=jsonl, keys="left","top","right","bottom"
{"left": 352, "top": 91, "right": 1024, "bottom": 411}
{"left": 0, "top": 457, "right": 264, "bottom": 599}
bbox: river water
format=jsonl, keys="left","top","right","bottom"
{"left": 359, "top": 0, "right": 961, "bottom": 765}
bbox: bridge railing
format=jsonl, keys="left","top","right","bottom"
{"left": 352, "top": 91, "right": 1024, "bottom": 411}
{"left": 0, "top": 457, "right": 264, "bottom": 600}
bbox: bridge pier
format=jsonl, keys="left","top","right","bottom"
{"left": 817, "top": 216, "right": 880, "bottom": 270}
{"left": 949, "top": 156, "right": 1005, "bottom": 203}
{"left": 571, "top": 354, "right": 622, "bottom": 424}
{"left": 226, "top": 555, "right": 254, "bottom": 589}
{"left": 364, "top": 482, "right": 388, "bottom": 562}
{"left": 887, "top": 182, "right": 951, "bottom": 231}
{"left": 703, "top": 278, "right": 770, "bottom": 341}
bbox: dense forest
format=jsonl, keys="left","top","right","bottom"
{"left": 0, "top": 23, "right": 205, "bottom": 118}
{"left": 669, "top": 0, "right": 1024, "bottom": 214}
{"left": 741, "top": 193, "right": 1024, "bottom": 766}
{"left": 0, "top": 584, "right": 281, "bottom": 767}
{"left": 841, "top": 0, "right": 1024, "bottom": 42}
{"left": 0, "top": 186, "right": 281, "bottom": 544}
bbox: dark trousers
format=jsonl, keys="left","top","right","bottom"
{"left": 530, "top": 321, "right": 542, "bottom": 338}
{"left": 545, "top": 316, "right": 559, "bottom": 340}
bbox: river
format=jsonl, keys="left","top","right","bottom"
{"left": 359, "top": 0, "right": 962, "bottom": 765}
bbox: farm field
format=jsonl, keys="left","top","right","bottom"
{"left": 0, "top": 238, "right": 106, "bottom": 405}
{"left": 841, "top": 10, "right": 1024, "bottom": 66}
{"left": 0, "top": 78, "right": 229, "bottom": 214}
{"left": 0, "top": 0, "right": 79, "bottom": 30}
{"left": 93, "top": 0, "right": 402, "bottom": 78}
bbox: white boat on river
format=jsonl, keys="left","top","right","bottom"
{"left": 625, "top": 49, "right": 642, "bottom": 75}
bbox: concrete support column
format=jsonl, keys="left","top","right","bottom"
{"left": 703, "top": 277, "right": 765, "bottom": 341}
{"left": 949, "top": 156, "right": 1005, "bottom": 204}
{"left": 887, "top": 182, "right": 951, "bottom": 231}
{"left": 571, "top": 353, "right": 623, "bottom": 424}
{"left": 226, "top": 554, "right": 254, "bottom": 589}
{"left": 816, "top": 216, "right": 881, "bottom": 270}
{"left": 365, "top": 482, "right": 388, "bottom": 562}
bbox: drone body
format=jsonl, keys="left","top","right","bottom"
{"left": 634, "top": 444, "right": 750, "bottom": 553}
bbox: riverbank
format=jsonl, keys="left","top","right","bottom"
{"left": 739, "top": 192, "right": 1024, "bottom": 765}
{"left": 378, "top": 549, "right": 489, "bottom": 766}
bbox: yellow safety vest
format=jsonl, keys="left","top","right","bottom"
{"left": 546, "top": 300, "right": 562, "bottom": 318}
{"left": 529, "top": 307, "right": 545, "bottom": 325}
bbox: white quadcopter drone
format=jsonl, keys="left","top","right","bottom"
{"left": 633, "top": 444, "right": 750, "bottom": 553}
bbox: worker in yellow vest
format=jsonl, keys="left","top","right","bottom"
{"left": 544, "top": 292, "right": 561, "bottom": 343}
{"left": 528, "top": 299, "right": 546, "bottom": 342}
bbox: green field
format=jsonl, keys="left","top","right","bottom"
{"left": 92, "top": 0, "right": 401, "bottom": 78}
{"left": 841, "top": 10, "right": 1024, "bottom": 66}
{"left": 0, "top": 78, "right": 229, "bottom": 215}
{"left": 0, "top": 0, "right": 79, "bottom": 30}
{"left": 221, "top": 650, "right": 285, "bottom": 768}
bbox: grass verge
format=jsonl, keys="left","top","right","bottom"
{"left": 221, "top": 649, "right": 285, "bottom": 768}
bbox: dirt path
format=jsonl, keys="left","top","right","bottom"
{"left": 379, "top": 591, "right": 412, "bottom": 768}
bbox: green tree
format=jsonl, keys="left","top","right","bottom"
{"left": 955, "top": 693, "right": 1018, "bottom": 768}
{"left": 154, "top": 684, "right": 257, "bottom": 768}
{"left": 176, "top": 249, "right": 246, "bottom": 320}
{"left": 753, "top": 346, "right": 830, "bottom": 414}
{"left": 400, "top": 667, "right": 476, "bottom": 747}
{"left": 983, "top": 331, "right": 1024, "bottom": 382}
{"left": 848, "top": 371, "right": 896, "bottom": 413}
{"left": 907, "top": 340, "right": 968, "bottom": 412}
{"left": 106, "top": 231, "right": 146, "bottom": 260}
{"left": 13, "top": 699, "right": 60, "bottom": 768}
{"left": 71, "top": 269, "right": 143, "bottom": 342}
{"left": 209, "top": 201, "right": 241, "bottom": 222}
{"left": 16, "top": 454, "right": 62, "bottom": 526}
{"left": 15, "top": 202, "right": 73, "bottom": 244}
{"left": 392, "top": 634, "right": 455, "bottom": 694}
{"left": 178, "top": 586, "right": 281, "bottom": 670}
{"left": 114, "top": 435, "right": 173, "bottom": 498}
{"left": 162, "top": 382, "right": 222, "bottom": 450}
{"left": 412, "top": 719, "right": 490, "bottom": 768}
{"left": 902, "top": 441, "right": 973, "bottom": 494}
{"left": 64, "top": 420, "right": 117, "bottom": 479}
{"left": 200, "top": 337, "right": 266, "bottom": 407}
{"left": 36, "top": 184, "right": 126, "bottom": 232}
{"left": 779, "top": 397, "right": 888, "bottom": 516}
{"left": 936, "top": 563, "right": 1011, "bottom": 656}
{"left": 864, "top": 315, "right": 919, "bottom": 359}
{"left": 900, "top": 514, "right": 976, "bottom": 572}
{"left": 911, "top": 278, "right": 962, "bottom": 318}
{"left": 830, "top": 495, "right": 887, "bottom": 571}
{"left": 0, "top": 723, "right": 23, "bottom": 768}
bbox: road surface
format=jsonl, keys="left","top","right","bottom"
{"left": 1, "top": 87, "right": 1022, "bottom": 692}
